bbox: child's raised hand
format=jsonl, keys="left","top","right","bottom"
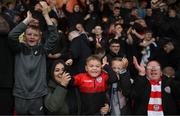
{"left": 26, "top": 11, "right": 33, "bottom": 20}
{"left": 122, "top": 57, "right": 128, "bottom": 69}
{"left": 133, "top": 56, "right": 145, "bottom": 76}
{"left": 23, "top": 11, "right": 34, "bottom": 25}
{"left": 39, "top": 1, "right": 50, "bottom": 15}
{"left": 131, "top": 29, "right": 136, "bottom": 34}
{"left": 100, "top": 103, "right": 110, "bottom": 115}
{"left": 102, "top": 56, "right": 109, "bottom": 67}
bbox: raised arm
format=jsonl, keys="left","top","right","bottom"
{"left": 131, "top": 29, "right": 144, "bottom": 40}
{"left": 40, "top": 1, "right": 59, "bottom": 53}
{"left": 133, "top": 56, "right": 146, "bottom": 76}
{"left": 8, "top": 11, "right": 34, "bottom": 53}
{"left": 102, "top": 56, "right": 118, "bottom": 84}
{"left": 139, "top": 38, "right": 155, "bottom": 47}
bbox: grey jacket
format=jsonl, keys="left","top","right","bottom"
{"left": 8, "top": 22, "right": 58, "bottom": 99}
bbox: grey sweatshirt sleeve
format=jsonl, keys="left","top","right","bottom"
{"left": 44, "top": 85, "right": 68, "bottom": 112}
{"left": 44, "top": 25, "right": 59, "bottom": 54}
{"left": 8, "top": 22, "right": 27, "bottom": 53}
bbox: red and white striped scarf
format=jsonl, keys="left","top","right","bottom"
{"left": 147, "top": 79, "right": 164, "bottom": 116}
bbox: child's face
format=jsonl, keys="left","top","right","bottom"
{"left": 111, "top": 60, "right": 123, "bottom": 73}
{"left": 144, "top": 32, "right": 152, "bottom": 41}
{"left": 54, "top": 63, "right": 64, "bottom": 80}
{"left": 85, "top": 59, "right": 102, "bottom": 77}
{"left": 25, "top": 28, "right": 41, "bottom": 46}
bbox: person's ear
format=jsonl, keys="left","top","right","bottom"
{"left": 23, "top": 33, "right": 26, "bottom": 42}
{"left": 85, "top": 65, "right": 88, "bottom": 72}
{"left": 23, "top": 33, "right": 25, "bottom": 38}
{"left": 160, "top": 70, "right": 163, "bottom": 76}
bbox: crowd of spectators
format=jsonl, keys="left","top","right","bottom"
{"left": 0, "top": 0, "right": 180, "bottom": 115}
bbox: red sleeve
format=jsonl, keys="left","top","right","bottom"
{"left": 73, "top": 73, "right": 83, "bottom": 86}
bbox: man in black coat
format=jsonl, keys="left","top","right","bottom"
{"left": 132, "top": 56, "right": 180, "bottom": 115}
{"left": 161, "top": 39, "right": 180, "bottom": 81}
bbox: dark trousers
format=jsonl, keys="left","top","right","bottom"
{"left": 15, "top": 96, "right": 44, "bottom": 115}
{"left": 0, "top": 88, "right": 14, "bottom": 115}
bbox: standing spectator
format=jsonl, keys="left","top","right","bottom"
{"left": 68, "top": 30, "right": 92, "bottom": 75}
{"left": 160, "top": 39, "right": 180, "bottom": 81}
{"left": 137, "top": 0, "right": 147, "bottom": 18}
{"left": 166, "top": 8, "right": 180, "bottom": 47}
{"left": 63, "top": 3, "right": 86, "bottom": 30}
{"left": 110, "top": 57, "right": 132, "bottom": 115}
{"left": 91, "top": 25, "right": 108, "bottom": 52}
{"left": 132, "top": 56, "right": 180, "bottom": 115}
{"left": 0, "top": 13, "right": 14, "bottom": 115}
{"left": 139, "top": 29, "right": 158, "bottom": 66}
{"left": 84, "top": 3, "right": 100, "bottom": 33}
{"left": 145, "top": 8, "right": 155, "bottom": 33}
{"left": 72, "top": 55, "right": 119, "bottom": 115}
{"left": 3, "top": 1, "right": 16, "bottom": 20}
{"left": 109, "top": 7, "right": 121, "bottom": 24}
{"left": 109, "top": 23, "right": 127, "bottom": 54}
{"left": 121, "top": 0, "right": 133, "bottom": 19}
{"left": 106, "top": 39, "right": 125, "bottom": 63}
{"left": 8, "top": 2, "right": 58, "bottom": 114}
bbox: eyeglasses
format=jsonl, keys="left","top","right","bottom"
{"left": 146, "top": 66, "right": 161, "bottom": 70}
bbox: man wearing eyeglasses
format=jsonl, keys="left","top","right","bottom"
{"left": 132, "top": 56, "right": 180, "bottom": 115}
